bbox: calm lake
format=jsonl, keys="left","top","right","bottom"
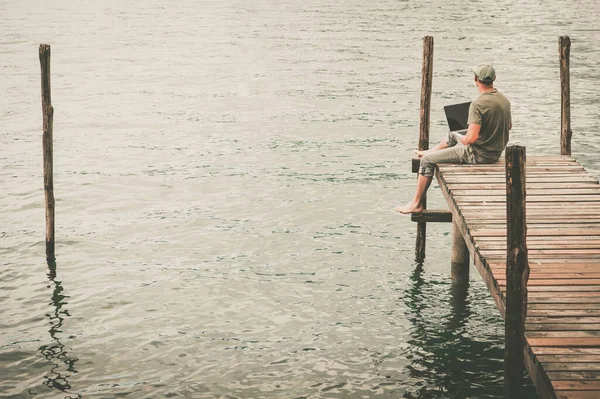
{"left": 2, "top": 0, "right": 600, "bottom": 397}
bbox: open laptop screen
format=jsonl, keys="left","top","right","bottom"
{"left": 443, "top": 102, "right": 471, "bottom": 132}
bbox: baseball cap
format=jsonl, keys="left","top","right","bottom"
{"left": 474, "top": 63, "right": 496, "bottom": 83}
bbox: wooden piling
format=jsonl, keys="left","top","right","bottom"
{"left": 559, "top": 36, "right": 572, "bottom": 156}
{"left": 40, "top": 44, "right": 55, "bottom": 262}
{"left": 503, "top": 145, "right": 529, "bottom": 399}
{"left": 451, "top": 221, "right": 469, "bottom": 282}
{"left": 415, "top": 35, "right": 434, "bottom": 262}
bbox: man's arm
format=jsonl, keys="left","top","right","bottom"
{"left": 461, "top": 124, "right": 481, "bottom": 145}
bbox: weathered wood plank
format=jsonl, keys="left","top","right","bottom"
{"left": 528, "top": 304, "right": 600, "bottom": 310}
{"left": 547, "top": 372, "right": 600, "bottom": 380}
{"left": 555, "top": 391, "right": 600, "bottom": 399}
{"left": 545, "top": 363, "right": 600, "bottom": 371}
{"left": 540, "top": 355, "right": 600, "bottom": 363}
{"left": 453, "top": 188, "right": 600, "bottom": 196}
{"left": 528, "top": 337, "right": 600, "bottom": 346}
{"left": 527, "top": 331, "right": 600, "bottom": 338}
{"left": 449, "top": 183, "right": 599, "bottom": 190}
{"left": 533, "top": 348, "right": 600, "bottom": 355}
{"left": 529, "top": 317, "right": 600, "bottom": 324}
{"left": 410, "top": 210, "right": 452, "bottom": 223}
{"left": 527, "top": 324, "right": 600, "bottom": 331}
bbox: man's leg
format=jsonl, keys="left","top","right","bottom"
{"left": 395, "top": 145, "right": 472, "bottom": 214}
{"left": 415, "top": 138, "right": 449, "bottom": 158}
{"left": 393, "top": 173, "right": 432, "bottom": 214}
{"left": 415, "top": 131, "right": 465, "bottom": 157}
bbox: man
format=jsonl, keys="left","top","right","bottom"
{"left": 394, "top": 63, "right": 512, "bottom": 214}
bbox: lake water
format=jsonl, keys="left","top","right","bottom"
{"left": 2, "top": 0, "right": 600, "bottom": 398}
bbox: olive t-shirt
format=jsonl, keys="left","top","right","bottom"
{"left": 467, "top": 89, "right": 511, "bottom": 161}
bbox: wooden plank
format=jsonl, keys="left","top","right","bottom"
{"left": 553, "top": 381, "right": 600, "bottom": 392}
{"left": 532, "top": 348, "right": 600, "bottom": 355}
{"left": 448, "top": 183, "right": 599, "bottom": 190}
{"left": 482, "top": 237, "right": 600, "bottom": 243}
{"left": 473, "top": 229, "right": 600, "bottom": 237}
{"left": 528, "top": 304, "right": 600, "bottom": 310}
{"left": 527, "top": 297, "right": 600, "bottom": 303}
{"left": 527, "top": 324, "right": 600, "bottom": 331}
{"left": 527, "top": 331, "right": 600, "bottom": 338}
{"left": 410, "top": 209, "right": 452, "bottom": 223}
{"left": 495, "top": 274, "right": 600, "bottom": 281}
{"left": 547, "top": 372, "right": 600, "bottom": 380}
{"left": 444, "top": 177, "right": 598, "bottom": 183}
{"left": 456, "top": 195, "right": 600, "bottom": 202}
{"left": 555, "top": 391, "right": 600, "bottom": 399}
{"left": 481, "top": 243, "right": 600, "bottom": 250}
{"left": 452, "top": 188, "right": 600, "bottom": 196}
{"left": 541, "top": 355, "right": 600, "bottom": 363}
{"left": 545, "top": 363, "right": 600, "bottom": 371}
{"left": 485, "top": 246, "right": 600, "bottom": 253}
{"left": 528, "top": 309, "right": 600, "bottom": 317}
{"left": 528, "top": 337, "right": 600, "bottom": 346}
{"left": 528, "top": 292, "right": 600, "bottom": 298}
{"left": 529, "top": 317, "right": 600, "bottom": 324}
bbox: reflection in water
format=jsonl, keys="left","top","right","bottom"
{"left": 403, "top": 262, "right": 504, "bottom": 398}
{"left": 38, "top": 260, "right": 81, "bottom": 399}
{"left": 403, "top": 263, "right": 537, "bottom": 398}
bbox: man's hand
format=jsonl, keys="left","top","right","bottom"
{"left": 461, "top": 124, "right": 481, "bottom": 145}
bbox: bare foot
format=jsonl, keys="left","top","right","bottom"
{"left": 415, "top": 149, "right": 430, "bottom": 158}
{"left": 393, "top": 201, "right": 424, "bottom": 214}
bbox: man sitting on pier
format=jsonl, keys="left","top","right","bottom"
{"left": 395, "top": 63, "right": 512, "bottom": 214}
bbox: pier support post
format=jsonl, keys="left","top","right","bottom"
{"left": 503, "top": 145, "right": 529, "bottom": 399}
{"left": 451, "top": 221, "right": 469, "bottom": 282}
{"left": 415, "top": 35, "right": 433, "bottom": 263}
{"left": 39, "top": 44, "right": 55, "bottom": 263}
{"left": 559, "top": 36, "right": 572, "bottom": 156}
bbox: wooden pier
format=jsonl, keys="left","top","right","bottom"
{"left": 435, "top": 157, "right": 600, "bottom": 399}
{"left": 410, "top": 36, "right": 600, "bottom": 398}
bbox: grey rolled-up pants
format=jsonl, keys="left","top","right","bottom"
{"left": 418, "top": 131, "right": 499, "bottom": 177}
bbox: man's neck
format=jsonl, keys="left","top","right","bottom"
{"left": 479, "top": 85, "right": 495, "bottom": 93}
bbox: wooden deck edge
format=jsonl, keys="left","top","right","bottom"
{"left": 525, "top": 341, "right": 559, "bottom": 399}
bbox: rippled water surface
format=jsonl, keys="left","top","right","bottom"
{"left": 2, "top": 0, "right": 600, "bottom": 398}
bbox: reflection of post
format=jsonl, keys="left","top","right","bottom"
{"left": 39, "top": 44, "right": 55, "bottom": 262}
{"left": 447, "top": 279, "right": 469, "bottom": 331}
{"left": 503, "top": 146, "right": 529, "bottom": 399}
{"left": 39, "top": 262, "right": 80, "bottom": 399}
{"left": 416, "top": 36, "right": 433, "bottom": 262}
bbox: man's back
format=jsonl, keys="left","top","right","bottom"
{"left": 468, "top": 89, "right": 511, "bottom": 160}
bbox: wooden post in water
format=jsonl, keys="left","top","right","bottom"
{"left": 40, "top": 44, "right": 55, "bottom": 262}
{"left": 503, "top": 145, "right": 529, "bottom": 399}
{"left": 559, "top": 36, "right": 572, "bottom": 156}
{"left": 451, "top": 221, "right": 469, "bottom": 282}
{"left": 415, "top": 35, "right": 433, "bottom": 263}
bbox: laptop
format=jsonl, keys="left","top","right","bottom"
{"left": 443, "top": 101, "right": 471, "bottom": 134}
